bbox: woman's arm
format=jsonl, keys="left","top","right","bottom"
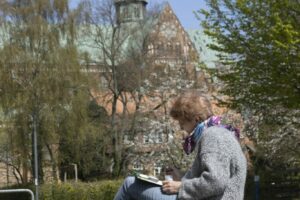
{"left": 178, "top": 152, "right": 231, "bottom": 199}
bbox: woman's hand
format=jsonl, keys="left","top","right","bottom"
{"left": 162, "top": 181, "right": 182, "bottom": 194}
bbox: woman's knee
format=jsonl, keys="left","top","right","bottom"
{"left": 124, "top": 176, "right": 135, "bottom": 187}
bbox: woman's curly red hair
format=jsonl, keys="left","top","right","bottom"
{"left": 170, "top": 91, "right": 213, "bottom": 122}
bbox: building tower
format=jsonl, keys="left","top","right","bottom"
{"left": 114, "top": 0, "right": 148, "bottom": 25}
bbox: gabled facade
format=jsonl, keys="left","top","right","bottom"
{"left": 154, "top": 3, "right": 199, "bottom": 63}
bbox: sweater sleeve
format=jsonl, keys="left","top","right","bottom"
{"left": 178, "top": 152, "right": 230, "bottom": 199}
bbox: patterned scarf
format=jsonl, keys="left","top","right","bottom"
{"left": 183, "top": 116, "right": 240, "bottom": 155}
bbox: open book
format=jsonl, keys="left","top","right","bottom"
{"left": 136, "top": 173, "right": 163, "bottom": 186}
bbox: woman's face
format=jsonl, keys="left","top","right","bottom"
{"left": 177, "top": 118, "right": 197, "bottom": 136}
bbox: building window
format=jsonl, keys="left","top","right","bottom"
{"left": 183, "top": 45, "right": 189, "bottom": 56}
{"left": 155, "top": 132, "right": 163, "bottom": 143}
{"left": 122, "top": 7, "right": 129, "bottom": 19}
{"left": 134, "top": 6, "right": 140, "bottom": 18}
{"left": 143, "top": 134, "right": 150, "bottom": 144}
{"left": 156, "top": 43, "right": 164, "bottom": 55}
{"left": 167, "top": 42, "right": 172, "bottom": 53}
{"left": 175, "top": 43, "right": 181, "bottom": 56}
{"left": 154, "top": 163, "right": 162, "bottom": 176}
{"left": 143, "top": 132, "right": 163, "bottom": 144}
{"left": 148, "top": 43, "right": 154, "bottom": 54}
{"left": 133, "top": 161, "right": 143, "bottom": 171}
{"left": 100, "top": 76, "right": 108, "bottom": 88}
{"left": 123, "top": 134, "right": 130, "bottom": 144}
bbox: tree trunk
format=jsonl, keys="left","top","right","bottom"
{"left": 111, "top": 94, "right": 121, "bottom": 176}
{"left": 22, "top": 159, "right": 28, "bottom": 184}
{"left": 45, "top": 143, "right": 58, "bottom": 182}
{"left": 129, "top": 92, "right": 142, "bottom": 133}
{"left": 20, "top": 131, "right": 29, "bottom": 184}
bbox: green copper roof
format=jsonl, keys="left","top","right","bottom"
{"left": 77, "top": 27, "right": 219, "bottom": 68}
{"left": 187, "top": 29, "right": 219, "bottom": 68}
{"left": 77, "top": 14, "right": 158, "bottom": 65}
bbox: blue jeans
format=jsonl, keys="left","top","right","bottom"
{"left": 114, "top": 176, "right": 178, "bottom": 200}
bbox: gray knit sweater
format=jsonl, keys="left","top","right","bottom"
{"left": 178, "top": 126, "right": 247, "bottom": 200}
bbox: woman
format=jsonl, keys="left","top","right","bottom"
{"left": 114, "top": 92, "right": 247, "bottom": 200}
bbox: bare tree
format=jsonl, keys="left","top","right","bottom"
{"left": 78, "top": 0, "right": 166, "bottom": 176}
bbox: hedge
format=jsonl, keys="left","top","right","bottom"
{"left": 0, "top": 179, "right": 123, "bottom": 200}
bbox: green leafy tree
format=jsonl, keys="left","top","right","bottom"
{"left": 199, "top": 0, "right": 300, "bottom": 165}
{"left": 0, "top": 0, "right": 96, "bottom": 183}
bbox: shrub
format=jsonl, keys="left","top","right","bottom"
{"left": 41, "top": 179, "right": 123, "bottom": 200}
{"left": 0, "top": 179, "right": 123, "bottom": 200}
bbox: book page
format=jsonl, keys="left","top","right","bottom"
{"left": 136, "top": 173, "right": 163, "bottom": 186}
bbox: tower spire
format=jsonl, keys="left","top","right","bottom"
{"left": 114, "top": 0, "right": 148, "bottom": 25}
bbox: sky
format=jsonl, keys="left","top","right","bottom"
{"left": 149, "top": 0, "right": 207, "bottom": 30}
{"left": 69, "top": 0, "right": 208, "bottom": 30}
